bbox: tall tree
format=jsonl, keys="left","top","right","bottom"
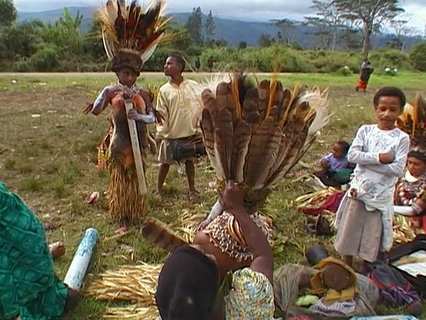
{"left": 305, "top": 0, "right": 342, "bottom": 50}
{"left": 333, "top": 0, "right": 404, "bottom": 58}
{"left": 258, "top": 33, "right": 273, "bottom": 47}
{"left": 389, "top": 18, "right": 408, "bottom": 51}
{"left": 58, "top": 8, "right": 83, "bottom": 31}
{"left": 271, "top": 18, "right": 296, "bottom": 44}
{"left": 0, "top": 20, "right": 44, "bottom": 60}
{"left": 41, "top": 8, "right": 85, "bottom": 58}
{"left": 0, "top": 0, "right": 17, "bottom": 28}
{"left": 238, "top": 41, "right": 247, "bottom": 49}
{"left": 424, "top": 21, "right": 426, "bottom": 40}
{"left": 186, "top": 7, "right": 203, "bottom": 46}
{"left": 390, "top": 16, "right": 418, "bottom": 52}
{"left": 204, "top": 10, "right": 215, "bottom": 40}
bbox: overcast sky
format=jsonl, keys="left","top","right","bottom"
{"left": 14, "top": 0, "right": 426, "bottom": 34}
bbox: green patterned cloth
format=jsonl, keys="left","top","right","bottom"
{"left": 0, "top": 182, "right": 68, "bottom": 320}
{"left": 225, "top": 268, "right": 275, "bottom": 319}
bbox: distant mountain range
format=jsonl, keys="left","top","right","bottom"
{"left": 17, "top": 7, "right": 420, "bottom": 49}
{"left": 18, "top": 7, "right": 96, "bottom": 30}
{"left": 17, "top": 7, "right": 286, "bottom": 46}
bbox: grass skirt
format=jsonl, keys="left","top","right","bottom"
{"left": 109, "top": 162, "right": 146, "bottom": 223}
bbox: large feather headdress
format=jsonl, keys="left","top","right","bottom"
{"left": 200, "top": 75, "right": 329, "bottom": 211}
{"left": 398, "top": 94, "right": 426, "bottom": 159}
{"left": 96, "top": 0, "right": 168, "bottom": 74}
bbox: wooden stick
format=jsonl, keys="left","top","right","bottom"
{"left": 125, "top": 99, "right": 147, "bottom": 195}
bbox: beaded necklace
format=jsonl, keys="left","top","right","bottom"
{"left": 396, "top": 171, "right": 426, "bottom": 205}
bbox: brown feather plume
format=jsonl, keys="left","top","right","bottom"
{"left": 141, "top": 218, "right": 187, "bottom": 252}
{"left": 200, "top": 90, "right": 221, "bottom": 178}
{"left": 231, "top": 119, "right": 252, "bottom": 183}
{"left": 199, "top": 74, "right": 328, "bottom": 211}
{"left": 258, "top": 79, "right": 270, "bottom": 120}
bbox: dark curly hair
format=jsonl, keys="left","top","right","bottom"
{"left": 373, "top": 86, "right": 406, "bottom": 110}
{"left": 169, "top": 53, "right": 185, "bottom": 72}
{"left": 336, "top": 140, "right": 350, "bottom": 156}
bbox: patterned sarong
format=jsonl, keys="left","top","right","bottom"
{"left": 0, "top": 182, "right": 68, "bottom": 320}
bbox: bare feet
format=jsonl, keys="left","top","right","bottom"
{"left": 116, "top": 218, "right": 129, "bottom": 233}
{"left": 115, "top": 225, "right": 128, "bottom": 234}
{"left": 188, "top": 190, "right": 200, "bottom": 203}
{"left": 154, "top": 188, "right": 164, "bottom": 198}
{"left": 49, "top": 242, "right": 66, "bottom": 260}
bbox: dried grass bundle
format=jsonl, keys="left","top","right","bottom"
{"left": 171, "top": 211, "right": 205, "bottom": 243}
{"left": 103, "top": 305, "right": 159, "bottom": 319}
{"left": 85, "top": 263, "right": 162, "bottom": 305}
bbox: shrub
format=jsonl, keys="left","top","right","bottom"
{"left": 335, "top": 66, "right": 353, "bottom": 76}
{"left": 369, "top": 49, "right": 411, "bottom": 70}
{"left": 13, "top": 60, "right": 31, "bottom": 72}
{"left": 305, "top": 51, "right": 361, "bottom": 73}
{"left": 233, "top": 46, "right": 315, "bottom": 73}
{"left": 409, "top": 41, "right": 426, "bottom": 71}
{"left": 28, "top": 45, "right": 59, "bottom": 71}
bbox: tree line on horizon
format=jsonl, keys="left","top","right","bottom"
{"left": 0, "top": 0, "right": 425, "bottom": 72}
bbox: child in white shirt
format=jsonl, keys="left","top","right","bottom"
{"left": 334, "top": 86, "right": 410, "bottom": 273}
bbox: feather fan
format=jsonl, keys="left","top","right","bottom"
{"left": 200, "top": 74, "right": 329, "bottom": 211}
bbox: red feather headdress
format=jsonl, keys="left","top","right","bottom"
{"left": 96, "top": 0, "right": 168, "bottom": 74}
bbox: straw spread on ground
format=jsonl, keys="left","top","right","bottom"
{"left": 84, "top": 263, "right": 161, "bottom": 304}
{"left": 84, "top": 212, "right": 205, "bottom": 317}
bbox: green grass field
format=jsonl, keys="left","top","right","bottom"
{"left": 0, "top": 71, "right": 425, "bottom": 319}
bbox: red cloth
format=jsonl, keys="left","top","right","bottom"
{"left": 357, "top": 78, "right": 367, "bottom": 90}
{"left": 302, "top": 191, "right": 345, "bottom": 215}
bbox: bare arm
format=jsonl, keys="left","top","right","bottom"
{"left": 90, "top": 85, "right": 119, "bottom": 115}
{"left": 319, "top": 154, "right": 330, "bottom": 170}
{"left": 127, "top": 108, "right": 156, "bottom": 123}
{"left": 222, "top": 181, "right": 273, "bottom": 283}
{"left": 127, "top": 89, "right": 165, "bottom": 124}
{"left": 197, "top": 200, "right": 223, "bottom": 231}
{"left": 394, "top": 199, "right": 426, "bottom": 216}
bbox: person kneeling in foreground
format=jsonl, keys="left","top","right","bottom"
{"left": 155, "top": 181, "right": 275, "bottom": 320}
{"left": 0, "top": 182, "right": 78, "bottom": 320}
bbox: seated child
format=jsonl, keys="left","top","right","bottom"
{"left": 394, "top": 141, "right": 426, "bottom": 235}
{"left": 315, "top": 140, "right": 352, "bottom": 187}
